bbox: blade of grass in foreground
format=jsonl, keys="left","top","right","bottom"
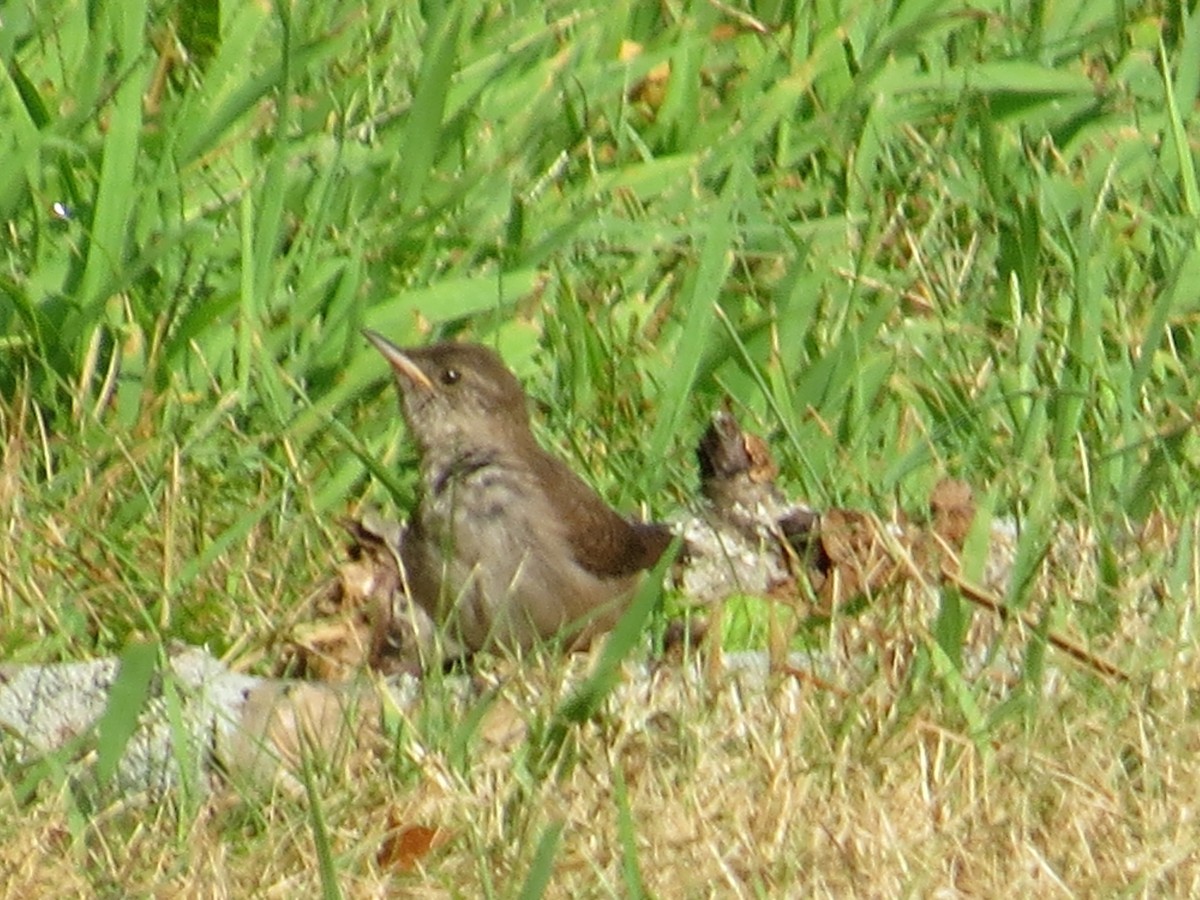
{"left": 927, "top": 639, "right": 994, "bottom": 764}
{"left": 614, "top": 763, "right": 648, "bottom": 900}
{"left": 72, "top": 0, "right": 149, "bottom": 342}
{"left": 300, "top": 738, "right": 343, "bottom": 900}
{"left": 531, "top": 537, "right": 680, "bottom": 775}
{"left": 643, "top": 162, "right": 743, "bottom": 494}
{"left": 95, "top": 640, "right": 159, "bottom": 788}
{"left": 397, "top": 5, "right": 463, "bottom": 215}
{"left": 1160, "top": 36, "right": 1200, "bottom": 218}
{"left": 517, "top": 821, "right": 564, "bottom": 900}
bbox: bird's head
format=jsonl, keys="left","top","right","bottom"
{"left": 363, "top": 331, "right": 532, "bottom": 458}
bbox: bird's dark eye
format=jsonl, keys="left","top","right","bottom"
{"left": 441, "top": 368, "right": 461, "bottom": 385}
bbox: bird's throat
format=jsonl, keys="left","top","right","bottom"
{"left": 429, "top": 448, "right": 502, "bottom": 497}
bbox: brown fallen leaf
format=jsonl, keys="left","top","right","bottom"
{"left": 378, "top": 819, "right": 448, "bottom": 872}
{"left": 929, "top": 477, "right": 975, "bottom": 549}
{"left": 282, "top": 513, "right": 436, "bottom": 680}
{"left": 222, "top": 679, "right": 385, "bottom": 794}
{"left": 815, "top": 508, "right": 898, "bottom": 612}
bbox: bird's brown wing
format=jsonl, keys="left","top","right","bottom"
{"left": 532, "top": 450, "right": 672, "bottom": 580}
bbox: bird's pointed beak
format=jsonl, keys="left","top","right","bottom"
{"left": 363, "top": 329, "right": 434, "bottom": 390}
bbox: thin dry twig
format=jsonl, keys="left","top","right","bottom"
{"left": 941, "top": 565, "right": 1130, "bottom": 683}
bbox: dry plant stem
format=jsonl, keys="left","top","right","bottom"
{"left": 858, "top": 510, "right": 1130, "bottom": 684}
{"left": 777, "top": 663, "right": 851, "bottom": 699}
{"left": 939, "top": 565, "right": 1130, "bottom": 683}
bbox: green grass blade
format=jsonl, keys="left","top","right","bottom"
{"left": 517, "top": 821, "right": 564, "bottom": 900}
{"left": 614, "top": 763, "right": 648, "bottom": 900}
{"left": 927, "top": 639, "right": 993, "bottom": 764}
{"left": 299, "top": 737, "right": 343, "bottom": 900}
{"left": 72, "top": 0, "right": 149, "bottom": 340}
{"left": 532, "top": 538, "right": 679, "bottom": 774}
{"left": 1160, "top": 36, "right": 1200, "bottom": 217}
{"left": 644, "top": 164, "right": 743, "bottom": 489}
{"left": 95, "top": 640, "right": 159, "bottom": 788}
{"left": 398, "top": 5, "right": 464, "bottom": 214}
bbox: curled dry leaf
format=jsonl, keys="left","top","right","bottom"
{"left": 812, "top": 508, "right": 898, "bottom": 612}
{"left": 282, "top": 513, "right": 436, "bottom": 680}
{"left": 476, "top": 694, "right": 528, "bottom": 750}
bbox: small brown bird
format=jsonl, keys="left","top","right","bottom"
{"left": 363, "top": 330, "right": 672, "bottom": 655}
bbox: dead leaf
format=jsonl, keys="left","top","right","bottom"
{"left": 930, "top": 478, "right": 975, "bottom": 549}
{"left": 476, "top": 696, "right": 528, "bottom": 750}
{"left": 378, "top": 821, "right": 447, "bottom": 872}
{"left": 815, "top": 509, "right": 896, "bottom": 610}
{"left": 282, "top": 514, "right": 436, "bottom": 680}
{"left": 629, "top": 61, "right": 672, "bottom": 110}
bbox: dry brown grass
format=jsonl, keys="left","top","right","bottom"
{"left": 2, "top": 628, "right": 1198, "bottom": 898}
